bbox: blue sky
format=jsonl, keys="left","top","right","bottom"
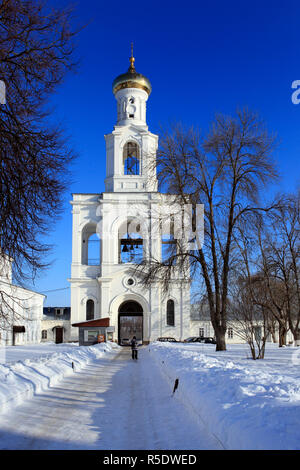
{"left": 29, "top": 0, "right": 300, "bottom": 305}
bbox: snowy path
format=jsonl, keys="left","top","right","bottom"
{"left": 0, "top": 347, "right": 221, "bottom": 450}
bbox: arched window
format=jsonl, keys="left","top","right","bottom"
{"left": 86, "top": 299, "right": 94, "bottom": 320}
{"left": 41, "top": 330, "right": 47, "bottom": 339}
{"left": 81, "top": 224, "right": 101, "bottom": 266}
{"left": 166, "top": 300, "right": 175, "bottom": 326}
{"left": 123, "top": 142, "right": 140, "bottom": 175}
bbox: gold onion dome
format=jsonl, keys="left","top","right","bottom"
{"left": 112, "top": 46, "right": 152, "bottom": 96}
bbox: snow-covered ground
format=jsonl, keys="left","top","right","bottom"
{"left": 1, "top": 341, "right": 82, "bottom": 364}
{"left": 0, "top": 341, "right": 299, "bottom": 450}
{"left": 149, "top": 342, "right": 300, "bottom": 450}
{"left": 0, "top": 341, "right": 120, "bottom": 414}
{"left": 0, "top": 345, "right": 221, "bottom": 450}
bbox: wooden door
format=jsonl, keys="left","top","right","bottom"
{"left": 55, "top": 327, "right": 63, "bottom": 344}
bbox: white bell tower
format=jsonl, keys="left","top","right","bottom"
{"left": 69, "top": 47, "right": 191, "bottom": 345}
{"left": 104, "top": 47, "right": 158, "bottom": 193}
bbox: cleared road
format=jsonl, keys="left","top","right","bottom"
{"left": 0, "top": 347, "right": 221, "bottom": 450}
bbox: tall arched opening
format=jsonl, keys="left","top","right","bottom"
{"left": 118, "top": 300, "right": 143, "bottom": 345}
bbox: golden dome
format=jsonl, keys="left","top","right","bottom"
{"left": 112, "top": 49, "right": 152, "bottom": 96}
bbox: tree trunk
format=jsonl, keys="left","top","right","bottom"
{"left": 247, "top": 340, "right": 256, "bottom": 360}
{"left": 215, "top": 328, "right": 227, "bottom": 351}
{"left": 257, "top": 340, "right": 266, "bottom": 359}
{"left": 278, "top": 324, "right": 287, "bottom": 347}
{"left": 268, "top": 323, "right": 277, "bottom": 343}
{"left": 293, "top": 329, "right": 300, "bottom": 347}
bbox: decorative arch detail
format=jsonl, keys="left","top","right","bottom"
{"left": 110, "top": 214, "right": 148, "bottom": 237}
{"left": 119, "top": 135, "right": 141, "bottom": 149}
{"left": 80, "top": 295, "right": 99, "bottom": 305}
{"left": 108, "top": 293, "right": 150, "bottom": 317}
{"left": 78, "top": 219, "right": 99, "bottom": 233}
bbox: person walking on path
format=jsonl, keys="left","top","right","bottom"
{"left": 131, "top": 336, "right": 138, "bottom": 360}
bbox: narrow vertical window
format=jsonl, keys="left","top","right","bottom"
{"left": 86, "top": 299, "right": 95, "bottom": 321}
{"left": 87, "top": 233, "right": 100, "bottom": 265}
{"left": 123, "top": 142, "right": 140, "bottom": 175}
{"left": 166, "top": 299, "right": 175, "bottom": 326}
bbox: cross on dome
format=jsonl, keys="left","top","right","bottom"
{"left": 112, "top": 45, "right": 152, "bottom": 96}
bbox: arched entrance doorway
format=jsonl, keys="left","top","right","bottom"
{"left": 118, "top": 300, "right": 143, "bottom": 345}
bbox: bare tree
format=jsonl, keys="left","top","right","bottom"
{"left": 137, "top": 109, "right": 278, "bottom": 350}
{"left": 0, "top": 0, "right": 79, "bottom": 328}
{"left": 233, "top": 191, "right": 300, "bottom": 348}
{"left": 256, "top": 192, "right": 300, "bottom": 346}
{"left": 228, "top": 278, "right": 271, "bottom": 359}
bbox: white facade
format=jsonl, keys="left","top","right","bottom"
{"left": 41, "top": 307, "right": 71, "bottom": 343}
{"left": 190, "top": 319, "right": 295, "bottom": 345}
{"left": 190, "top": 320, "right": 245, "bottom": 344}
{"left": 41, "top": 319, "right": 71, "bottom": 343}
{"left": 0, "top": 257, "right": 45, "bottom": 346}
{"left": 69, "top": 57, "right": 191, "bottom": 343}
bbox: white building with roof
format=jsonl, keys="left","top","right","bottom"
{"left": 0, "top": 256, "right": 45, "bottom": 346}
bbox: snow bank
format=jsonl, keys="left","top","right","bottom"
{"left": 0, "top": 342, "right": 120, "bottom": 414}
{"left": 149, "top": 343, "right": 300, "bottom": 450}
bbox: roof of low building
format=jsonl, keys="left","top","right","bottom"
{"left": 72, "top": 317, "right": 110, "bottom": 328}
{"left": 190, "top": 303, "right": 211, "bottom": 321}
